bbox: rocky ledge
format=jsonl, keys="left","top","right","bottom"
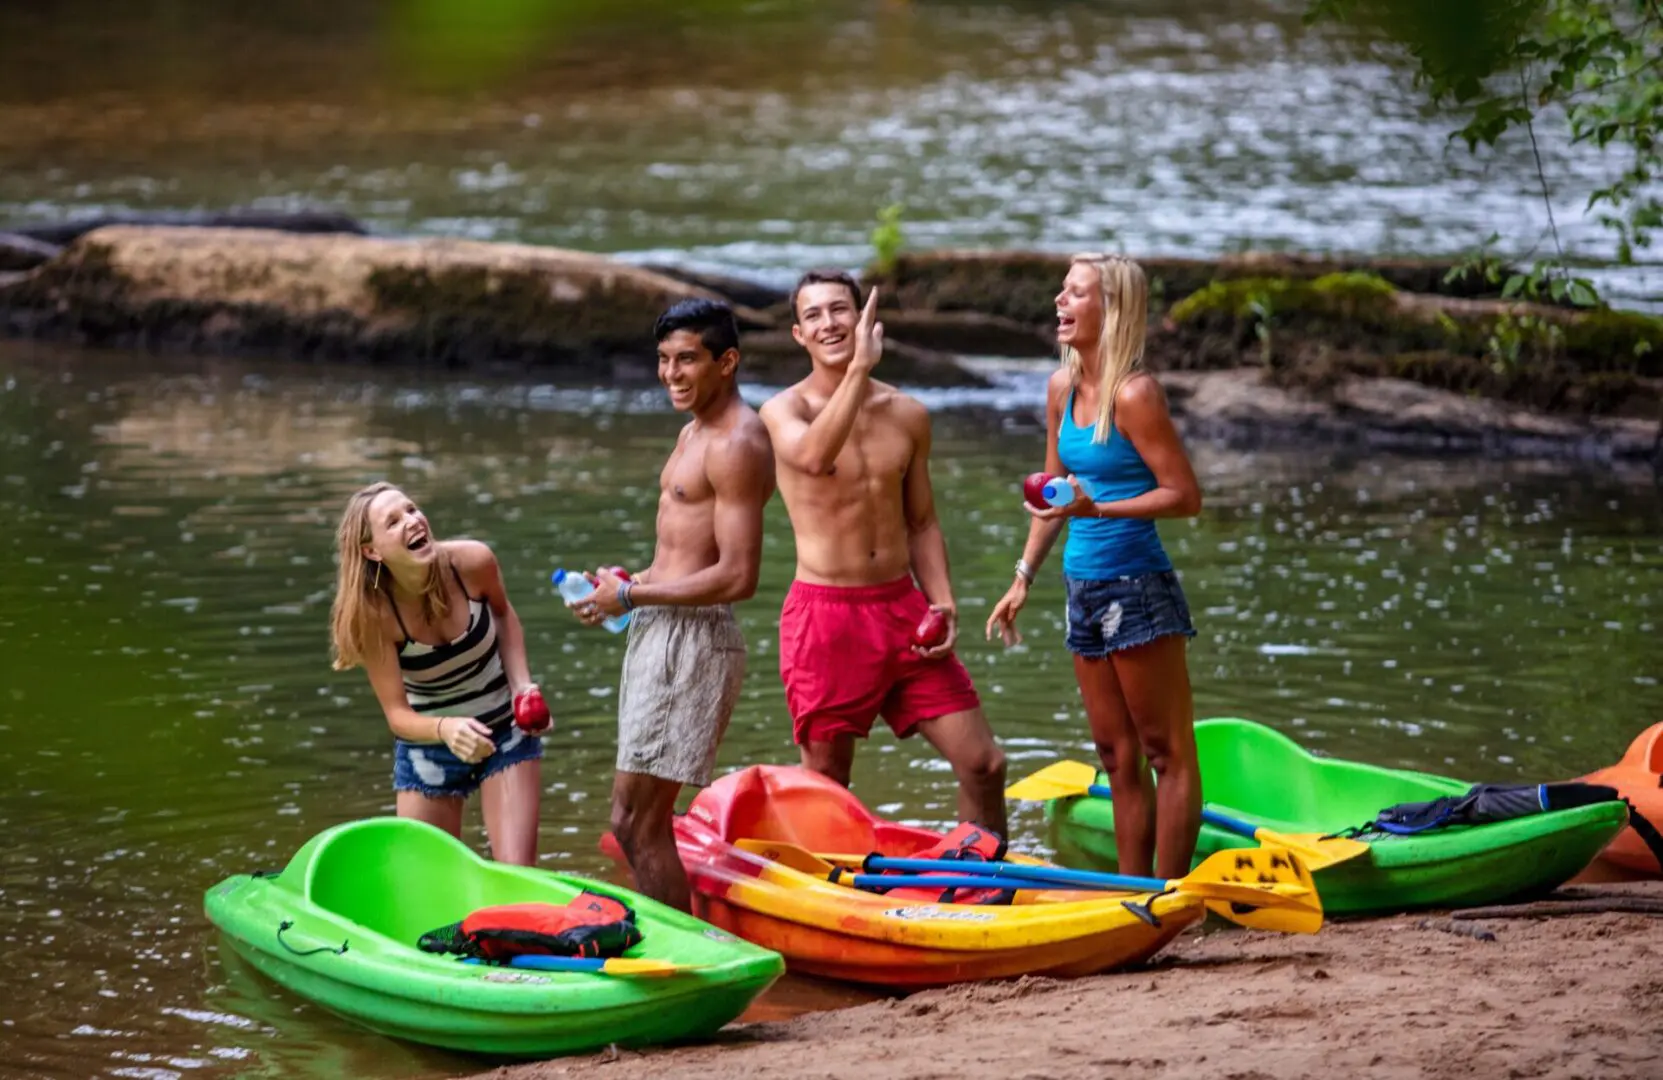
{"left": 0, "top": 222, "right": 1659, "bottom": 462}
{"left": 0, "top": 225, "right": 979, "bottom": 387}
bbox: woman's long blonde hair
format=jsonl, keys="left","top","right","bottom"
{"left": 1061, "top": 253, "right": 1149, "bottom": 443}
{"left": 329, "top": 481, "right": 450, "bottom": 671}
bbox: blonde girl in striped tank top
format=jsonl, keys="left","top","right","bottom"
{"left": 329, "top": 483, "right": 547, "bottom": 866}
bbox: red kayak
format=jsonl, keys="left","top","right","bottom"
{"left": 601, "top": 764, "right": 1208, "bottom": 990}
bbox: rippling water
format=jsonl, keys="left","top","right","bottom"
{"left": 0, "top": 0, "right": 1658, "bottom": 306}
{"left": 1, "top": 337, "right": 1659, "bottom": 1076}
{"left": 3, "top": 2, "right": 1663, "bottom": 1074}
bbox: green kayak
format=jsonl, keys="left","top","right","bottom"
{"left": 1048, "top": 717, "right": 1628, "bottom": 916}
{"left": 204, "top": 817, "right": 784, "bottom": 1057}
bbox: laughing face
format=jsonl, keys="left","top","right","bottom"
{"left": 790, "top": 281, "right": 861, "bottom": 367}
{"left": 362, "top": 487, "right": 435, "bottom": 571}
{"left": 656, "top": 329, "right": 735, "bottom": 413}
{"left": 1055, "top": 261, "right": 1105, "bottom": 352}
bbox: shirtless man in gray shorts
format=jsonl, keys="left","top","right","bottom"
{"left": 570, "top": 297, "right": 775, "bottom": 911}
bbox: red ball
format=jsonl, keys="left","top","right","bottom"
{"left": 513, "top": 687, "right": 551, "bottom": 733}
{"left": 1022, "top": 472, "right": 1053, "bottom": 510}
{"left": 912, "top": 609, "right": 950, "bottom": 650}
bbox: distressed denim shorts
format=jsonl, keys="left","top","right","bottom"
{"left": 1064, "top": 569, "right": 1198, "bottom": 658}
{"left": 392, "top": 721, "right": 543, "bottom": 799}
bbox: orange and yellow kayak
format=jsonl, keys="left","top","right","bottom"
{"left": 1582, "top": 723, "right": 1663, "bottom": 877}
{"left": 603, "top": 765, "right": 1204, "bottom": 990}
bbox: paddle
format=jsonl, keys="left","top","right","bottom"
{"left": 1004, "top": 761, "right": 1369, "bottom": 871}
{"left": 736, "top": 838, "right": 1322, "bottom": 934}
{"left": 464, "top": 955, "right": 700, "bottom": 977}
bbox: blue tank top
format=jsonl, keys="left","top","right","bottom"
{"left": 1058, "top": 387, "right": 1172, "bottom": 580}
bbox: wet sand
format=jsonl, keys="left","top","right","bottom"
{"left": 467, "top": 883, "right": 1663, "bottom": 1080}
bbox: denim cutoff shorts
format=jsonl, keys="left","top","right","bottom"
{"left": 392, "top": 721, "right": 543, "bottom": 798}
{"left": 1064, "top": 569, "right": 1198, "bottom": 658}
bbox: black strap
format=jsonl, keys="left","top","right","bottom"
{"left": 276, "top": 920, "right": 348, "bottom": 957}
{"left": 1623, "top": 799, "right": 1663, "bottom": 869}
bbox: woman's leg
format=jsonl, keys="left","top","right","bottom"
{"left": 1112, "top": 634, "right": 1201, "bottom": 881}
{"left": 479, "top": 757, "right": 542, "bottom": 867}
{"left": 1074, "top": 653, "right": 1157, "bottom": 878}
{"left": 395, "top": 790, "right": 465, "bottom": 838}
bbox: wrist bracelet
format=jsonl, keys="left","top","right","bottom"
{"left": 1014, "top": 559, "right": 1035, "bottom": 584}
{"left": 617, "top": 580, "right": 634, "bottom": 612}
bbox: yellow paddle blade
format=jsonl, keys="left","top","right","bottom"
{"left": 1249, "top": 827, "right": 1370, "bottom": 872}
{"left": 1181, "top": 847, "right": 1323, "bottom": 935}
{"left": 735, "top": 837, "right": 838, "bottom": 875}
{"left": 1004, "top": 760, "right": 1099, "bottom": 802}
{"left": 599, "top": 958, "right": 703, "bottom": 977}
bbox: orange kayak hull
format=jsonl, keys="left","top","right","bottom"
{"left": 1581, "top": 723, "right": 1663, "bottom": 876}
{"left": 602, "top": 765, "right": 1204, "bottom": 989}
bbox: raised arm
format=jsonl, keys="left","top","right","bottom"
{"left": 764, "top": 288, "right": 884, "bottom": 476}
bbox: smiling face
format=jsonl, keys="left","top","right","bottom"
{"left": 1055, "top": 261, "right": 1105, "bottom": 352}
{"left": 361, "top": 487, "right": 435, "bottom": 570}
{"left": 790, "top": 281, "right": 861, "bottom": 367}
{"left": 656, "top": 328, "right": 735, "bottom": 414}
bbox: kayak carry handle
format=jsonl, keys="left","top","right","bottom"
{"left": 276, "top": 919, "right": 349, "bottom": 957}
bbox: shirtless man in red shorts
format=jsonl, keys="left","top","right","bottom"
{"left": 759, "top": 269, "right": 1007, "bottom": 838}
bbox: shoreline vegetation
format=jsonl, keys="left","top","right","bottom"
{"left": 1, "top": 215, "right": 1659, "bottom": 464}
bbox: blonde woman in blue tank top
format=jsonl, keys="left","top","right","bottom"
{"left": 985, "top": 254, "right": 1204, "bottom": 880}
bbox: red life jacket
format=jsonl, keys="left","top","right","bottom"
{"left": 868, "top": 822, "right": 1016, "bottom": 906}
{"left": 417, "top": 890, "right": 643, "bottom": 962}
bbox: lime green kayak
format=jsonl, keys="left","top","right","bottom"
{"left": 1048, "top": 717, "right": 1628, "bottom": 916}
{"left": 204, "top": 817, "right": 784, "bottom": 1057}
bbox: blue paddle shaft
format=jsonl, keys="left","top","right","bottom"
{"left": 1086, "top": 783, "right": 1260, "bottom": 840}
{"left": 464, "top": 955, "right": 607, "bottom": 972}
{"left": 853, "top": 859, "right": 1165, "bottom": 891}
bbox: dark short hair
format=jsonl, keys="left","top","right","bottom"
{"left": 654, "top": 298, "right": 740, "bottom": 358}
{"left": 790, "top": 269, "right": 861, "bottom": 324}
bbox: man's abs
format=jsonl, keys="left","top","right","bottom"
{"left": 779, "top": 472, "right": 913, "bottom": 586}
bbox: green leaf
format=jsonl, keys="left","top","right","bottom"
{"left": 1501, "top": 273, "right": 1526, "bottom": 299}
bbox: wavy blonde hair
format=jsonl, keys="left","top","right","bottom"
{"left": 329, "top": 481, "right": 450, "bottom": 671}
{"left": 1061, "top": 253, "right": 1149, "bottom": 443}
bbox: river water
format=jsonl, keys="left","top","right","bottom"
{"left": 3, "top": 3, "right": 1662, "bottom": 1078}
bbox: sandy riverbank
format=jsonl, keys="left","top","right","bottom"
{"left": 465, "top": 883, "right": 1663, "bottom": 1080}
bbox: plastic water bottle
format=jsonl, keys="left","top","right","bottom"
{"left": 553, "top": 569, "right": 630, "bottom": 634}
{"left": 1041, "top": 476, "right": 1097, "bottom": 508}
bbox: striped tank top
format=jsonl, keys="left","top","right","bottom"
{"left": 391, "top": 566, "right": 513, "bottom": 728}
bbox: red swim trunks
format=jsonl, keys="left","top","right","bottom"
{"left": 779, "top": 576, "right": 982, "bottom": 745}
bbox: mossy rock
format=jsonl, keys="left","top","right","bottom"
{"left": 863, "top": 251, "right": 1519, "bottom": 327}
{"left": 0, "top": 226, "right": 793, "bottom": 375}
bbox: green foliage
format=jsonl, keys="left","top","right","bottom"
{"left": 1308, "top": 1, "right": 1663, "bottom": 283}
{"left": 870, "top": 203, "right": 907, "bottom": 276}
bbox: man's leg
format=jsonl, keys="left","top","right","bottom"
{"left": 799, "top": 733, "right": 859, "bottom": 788}
{"left": 914, "top": 708, "right": 1008, "bottom": 840}
{"left": 610, "top": 771, "right": 690, "bottom": 911}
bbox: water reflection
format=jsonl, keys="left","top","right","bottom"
{"left": 0, "top": 339, "right": 1659, "bottom": 1077}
